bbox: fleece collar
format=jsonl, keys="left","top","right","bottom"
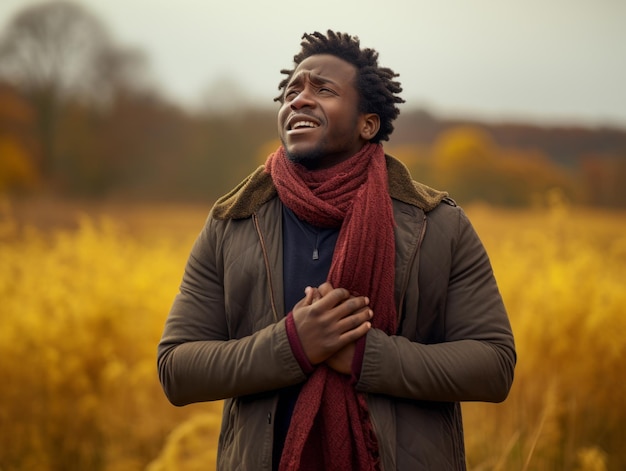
{"left": 212, "top": 154, "right": 448, "bottom": 220}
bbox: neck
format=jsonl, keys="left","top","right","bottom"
{"left": 284, "top": 141, "right": 371, "bottom": 171}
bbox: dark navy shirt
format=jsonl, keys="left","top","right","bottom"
{"left": 272, "top": 205, "right": 339, "bottom": 469}
{"left": 282, "top": 205, "right": 339, "bottom": 312}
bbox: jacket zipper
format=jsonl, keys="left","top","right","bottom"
{"left": 252, "top": 212, "right": 280, "bottom": 322}
{"left": 253, "top": 212, "right": 281, "bottom": 471}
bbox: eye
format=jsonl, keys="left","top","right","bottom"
{"left": 318, "top": 86, "right": 336, "bottom": 96}
{"left": 284, "top": 89, "right": 300, "bottom": 100}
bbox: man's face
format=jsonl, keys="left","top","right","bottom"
{"left": 277, "top": 54, "right": 369, "bottom": 169}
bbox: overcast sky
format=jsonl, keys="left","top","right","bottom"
{"left": 1, "top": 0, "right": 625, "bottom": 127}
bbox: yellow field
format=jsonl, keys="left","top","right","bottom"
{"left": 1, "top": 196, "right": 624, "bottom": 471}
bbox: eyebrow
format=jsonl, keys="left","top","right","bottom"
{"left": 287, "top": 71, "right": 339, "bottom": 88}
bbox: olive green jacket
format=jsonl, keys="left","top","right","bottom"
{"left": 157, "top": 155, "right": 516, "bottom": 470}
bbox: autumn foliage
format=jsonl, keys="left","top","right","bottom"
{"left": 1, "top": 2, "right": 625, "bottom": 206}
{"left": 1, "top": 2, "right": 625, "bottom": 470}
{"left": 1, "top": 198, "right": 625, "bottom": 471}
{"left": 390, "top": 126, "right": 577, "bottom": 206}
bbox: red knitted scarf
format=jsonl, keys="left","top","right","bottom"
{"left": 265, "top": 142, "right": 397, "bottom": 471}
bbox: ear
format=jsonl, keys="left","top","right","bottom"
{"left": 359, "top": 113, "right": 380, "bottom": 141}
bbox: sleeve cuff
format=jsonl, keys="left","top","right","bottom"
{"left": 285, "top": 311, "right": 315, "bottom": 375}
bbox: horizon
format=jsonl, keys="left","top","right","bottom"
{"left": 1, "top": 0, "right": 625, "bottom": 128}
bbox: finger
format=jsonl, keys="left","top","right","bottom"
{"left": 337, "top": 307, "right": 373, "bottom": 332}
{"left": 331, "top": 296, "right": 370, "bottom": 320}
{"left": 293, "top": 286, "right": 317, "bottom": 309}
{"left": 339, "top": 320, "right": 372, "bottom": 344}
{"left": 303, "top": 286, "right": 315, "bottom": 304}
{"left": 318, "top": 282, "right": 334, "bottom": 297}
{"left": 311, "top": 286, "right": 351, "bottom": 311}
{"left": 309, "top": 286, "right": 322, "bottom": 302}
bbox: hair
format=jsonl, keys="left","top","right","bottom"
{"left": 275, "top": 30, "right": 405, "bottom": 143}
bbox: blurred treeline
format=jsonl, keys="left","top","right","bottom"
{"left": 2, "top": 0, "right": 626, "bottom": 207}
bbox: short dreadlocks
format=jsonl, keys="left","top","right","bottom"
{"left": 275, "top": 30, "right": 405, "bottom": 143}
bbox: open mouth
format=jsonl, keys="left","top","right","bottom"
{"left": 287, "top": 115, "right": 321, "bottom": 131}
{"left": 291, "top": 121, "right": 319, "bottom": 130}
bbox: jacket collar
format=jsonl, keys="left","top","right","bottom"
{"left": 212, "top": 154, "right": 448, "bottom": 220}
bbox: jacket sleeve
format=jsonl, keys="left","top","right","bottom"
{"left": 357, "top": 206, "right": 516, "bottom": 403}
{"left": 157, "top": 215, "right": 307, "bottom": 406}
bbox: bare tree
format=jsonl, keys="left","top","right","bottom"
{"left": 0, "top": 0, "right": 151, "bottom": 179}
{"left": 0, "top": 1, "right": 110, "bottom": 96}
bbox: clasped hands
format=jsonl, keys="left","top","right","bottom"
{"left": 292, "top": 282, "right": 373, "bottom": 375}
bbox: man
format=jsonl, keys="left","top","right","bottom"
{"left": 158, "top": 30, "right": 516, "bottom": 470}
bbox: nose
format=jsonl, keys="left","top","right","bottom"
{"left": 290, "top": 86, "right": 316, "bottom": 110}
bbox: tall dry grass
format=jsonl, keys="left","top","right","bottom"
{"left": 0, "top": 198, "right": 216, "bottom": 471}
{"left": 1, "top": 195, "right": 624, "bottom": 470}
{"left": 464, "top": 195, "right": 626, "bottom": 471}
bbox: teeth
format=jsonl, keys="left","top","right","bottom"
{"left": 292, "top": 121, "right": 318, "bottom": 130}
